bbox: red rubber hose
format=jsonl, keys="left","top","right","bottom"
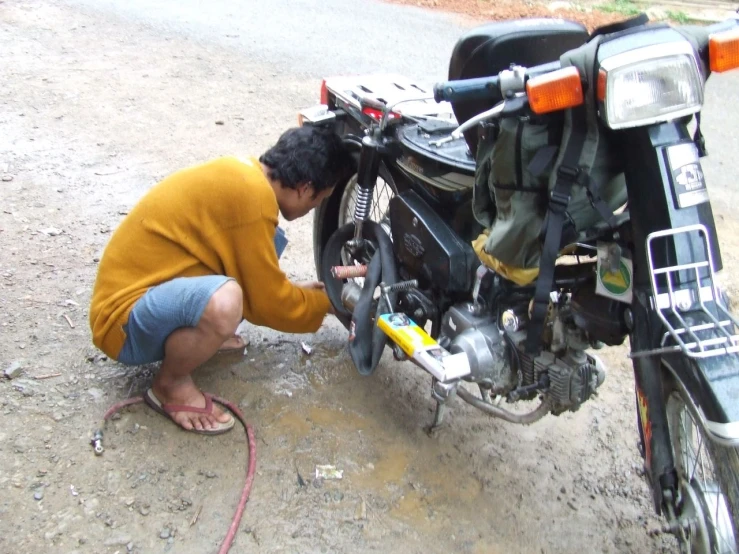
{"left": 101, "top": 395, "right": 256, "bottom": 554}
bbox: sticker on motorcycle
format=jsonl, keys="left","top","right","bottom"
{"left": 666, "top": 143, "right": 709, "bottom": 209}
{"left": 377, "top": 313, "right": 436, "bottom": 356}
{"left": 376, "top": 313, "right": 470, "bottom": 382}
{"left": 595, "top": 243, "right": 633, "bottom": 304}
{"left": 636, "top": 385, "right": 653, "bottom": 468}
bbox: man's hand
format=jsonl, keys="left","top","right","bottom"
{"left": 294, "top": 281, "right": 335, "bottom": 315}
{"left": 294, "top": 280, "right": 326, "bottom": 291}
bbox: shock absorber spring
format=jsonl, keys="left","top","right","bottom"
{"left": 353, "top": 186, "right": 372, "bottom": 225}
{"left": 353, "top": 135, "right": 381, "bottom": 240}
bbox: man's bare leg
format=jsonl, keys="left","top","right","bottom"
{"left": 152, "top": 280, "right": 242, "bottom": 431}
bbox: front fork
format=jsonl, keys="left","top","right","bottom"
{"left": 622, "top": 121, "right": 721, "bottom": 520}
{"left": 630, "top": 292, "right": 678, "bottom": 514}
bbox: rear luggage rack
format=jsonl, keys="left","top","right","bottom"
{"left": 630, "top": 224, "right": 739, "bottom": 359}
{"left": 325, "top": 74, "right": 457, "bottom": 122}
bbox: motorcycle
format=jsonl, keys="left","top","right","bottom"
{"left": 299, "top": 12, "right": 739, "bottom": 552}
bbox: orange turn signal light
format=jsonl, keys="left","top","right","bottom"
{"left": 709, "top": 28, "right": 739, "bottom": 73}
{"left": 597, "top": 69, "right": 607, "bottom": 102}
{"left": 526, "top": 66, "right": 584, "bottom": 115}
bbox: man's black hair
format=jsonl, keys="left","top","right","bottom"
{"left": 259, "top": 126, "right": 356, "bottom": 197}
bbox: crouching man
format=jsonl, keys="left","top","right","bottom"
{"left": 89, "top": 127, "right": 354, "bottom": 434}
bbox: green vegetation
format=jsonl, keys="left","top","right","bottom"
{"left": 666, "top": 10, "right": 691, "bottom": 24}
{"left": 597, "top": 0, "right": 641, "bottom": 16}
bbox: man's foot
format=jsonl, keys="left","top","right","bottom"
{"left": 218, "top": 334, "right": 246, "bottom": 353}
{"left": 149, "top": 377, "right": 233, "bottom": 432}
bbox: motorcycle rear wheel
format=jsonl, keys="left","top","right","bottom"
{"left": 664, "top": 374, "right": 739, "bottom": 553}
{"left": 312, "top": 144, "right": 397, "bottom": 306}
{"left": 337, "top": 168, "right": 395, "bottom": 236}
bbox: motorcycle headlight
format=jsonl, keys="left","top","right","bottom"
{"left": 598, "top": 42, "right": 704, "bottom": 130}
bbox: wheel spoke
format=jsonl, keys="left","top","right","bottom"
{"left": 376, "top": 183, "right": 392, "bottom": 224}
{"left": 667, "top": 391, "right": 738, "bottom": 554}
{"left": 340, "top": 175, "right": 396, "bottom": 227}
{"left": 372, "top": 188, "right": 381, "bottom": 221}
{"left": 373, "top": 180, "right": 389, "bottom": 222}
{"left": 690, "top": 432, "right": 705, "bottom": 483}
{"left": 681, "top": 412, "right": 691, "bottom": 477}
{"left": 344, "top": 187, "right": 358, "bottom": 224}
{"left": 716, "top": 491, "right": 726, "bottom": 553}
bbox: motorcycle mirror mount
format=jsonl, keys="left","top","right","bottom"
{"left": 429, "top": 100, "right": 509, "bottom": 148}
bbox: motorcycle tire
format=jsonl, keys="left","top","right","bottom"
{"left": 663, "top": 370, "right": 739, "bottom": 553}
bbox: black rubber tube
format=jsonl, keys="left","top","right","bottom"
{"left": 321, "top": 221, "right": 398, "bottom": 375}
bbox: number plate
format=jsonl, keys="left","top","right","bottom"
{"left": 666, "top": 143, "right": 709, "bottom": 209}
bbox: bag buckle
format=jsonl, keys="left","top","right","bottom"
{"left": 549, "top": 190, "right": 571, "bottom": 212}
{"left": 557, "top": 165, "right": 581, "bottom": 181}
{"left": 529, "top": 297, "right": 551, "bottom": 322}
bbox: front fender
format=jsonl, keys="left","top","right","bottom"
{"left": 663, "top": 350, "right": 739, "bottom": 446}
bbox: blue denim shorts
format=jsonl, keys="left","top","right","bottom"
{"left": 117, "top": 226, "right": 288, "bottom": 366}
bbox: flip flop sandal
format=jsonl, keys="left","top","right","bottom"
{"left": 217, "top": 335, "right": 246, "bottom": 353}
{"left": 144, "top": 388, "right": 235, "bottom": 435}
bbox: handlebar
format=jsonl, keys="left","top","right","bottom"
{"left": 433, "top": 76, "right": 500, "bottom": 103}
{"left": 433, "top": 61, "right": 561, "bottom": 104}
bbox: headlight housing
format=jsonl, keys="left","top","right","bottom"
{"left": 598, "top": 42, "right": 704, "bottom": 130}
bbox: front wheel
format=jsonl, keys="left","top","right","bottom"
{"left": 664, "top": 372, "right": 739, "bottom": 553}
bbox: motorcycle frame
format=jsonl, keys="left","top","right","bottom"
{"left": 312, "top": 102, "right": 739, "bottom": 520}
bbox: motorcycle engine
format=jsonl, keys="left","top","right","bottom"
{"left": 518, "top": 346, "right": 605, "bottom": 415}
{"left": 438, "top": 299, "right": 606, "bottom": 415}
{"left": 437, "top": 303, "right": 516, "bottom": 394}
{"left": 505, "top": 302, "right": 607, "bottom": 415}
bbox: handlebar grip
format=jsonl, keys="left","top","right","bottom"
{"left": 433, "top": 76, "right": 500, "bottom": 103}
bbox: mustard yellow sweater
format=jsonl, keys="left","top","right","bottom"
{"left": 89, "top": 156, "right": 330, "bottom": 359}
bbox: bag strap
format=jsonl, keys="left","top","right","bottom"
{"left": 582, "top": 173, "right": 618, "bottom": 228}
{"left": 525, "top": 105, "right": 588, "bottom": 355}
{"left": 527, "top": 145, "right": 559, "bottom": 179}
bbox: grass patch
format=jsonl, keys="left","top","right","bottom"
{"left": 595, "top": 2, "right": 702, "bottom": 25}
{"left": 597, "top": 0, "right": 641, "bottom": 16}
{"left": 666, "top": 10, "right": 691, "bottom": 24}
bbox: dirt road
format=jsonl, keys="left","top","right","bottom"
{"left": 1, "top": 1, "right": 738, "bottom": 553}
